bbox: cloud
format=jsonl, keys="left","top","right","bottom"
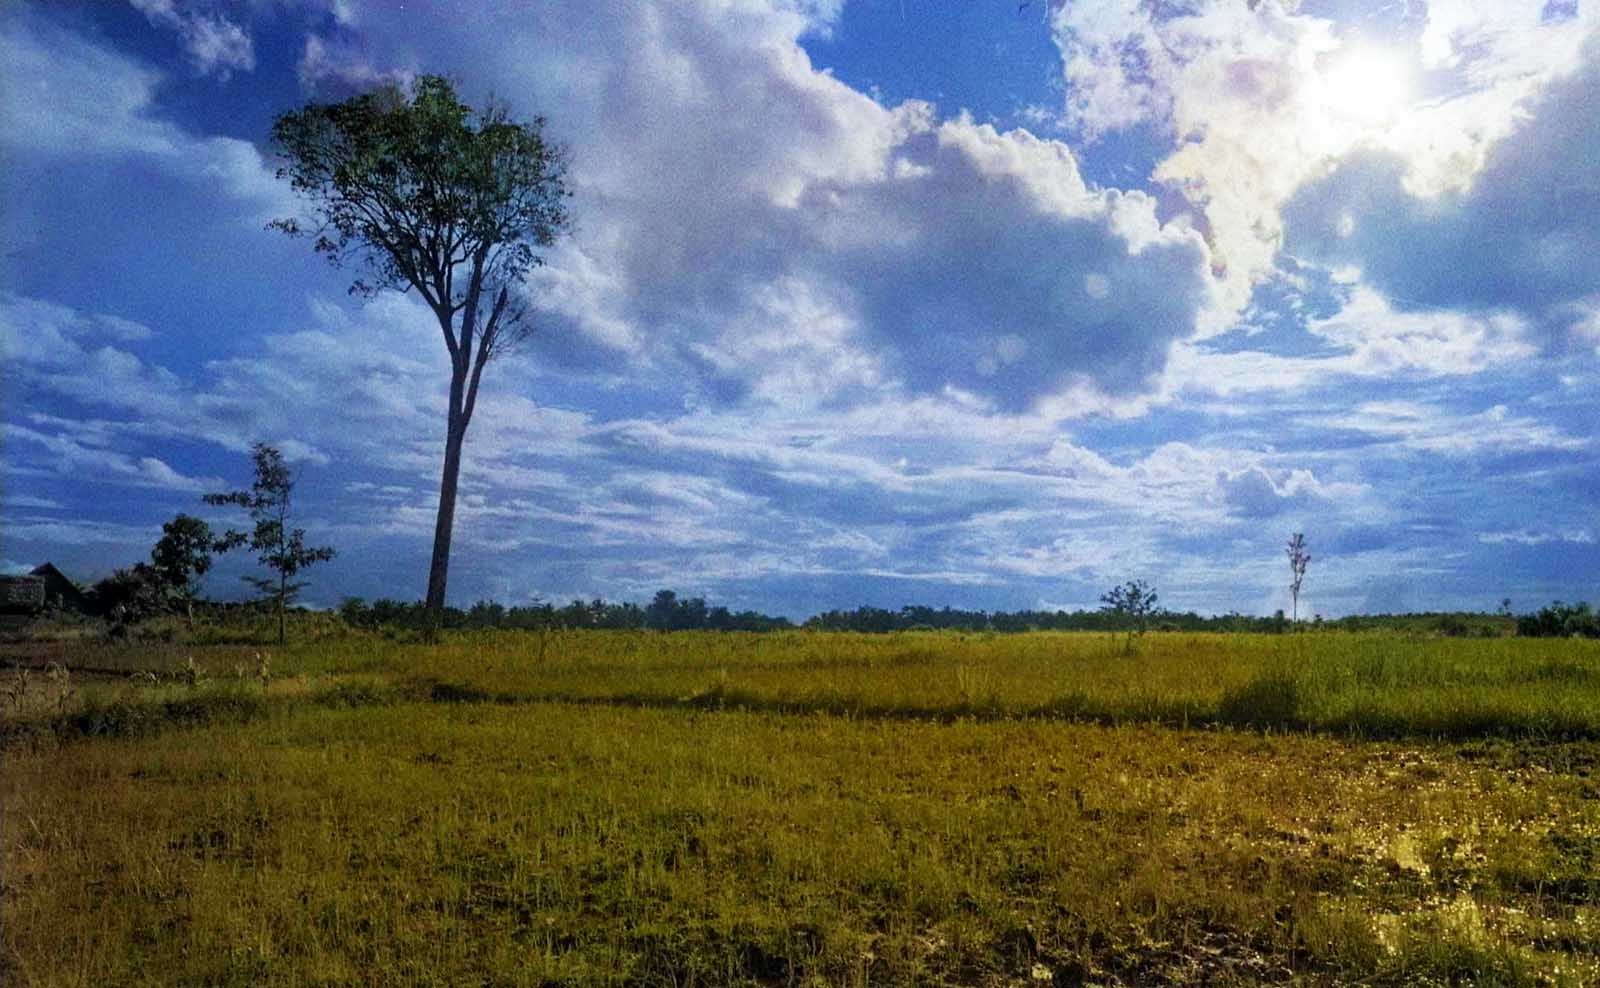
{"left": 1217, "top": 465, "right": 1327, "bottom": 519}
{"left": 0, "top": 10, "right": 285, "bottom": 211}
{"left": 1048, "top": 0, "right": 1598, "bottom": 319}
{"left": 295, "top": 33, "right": 409, "bottom": 92}
{"left": 815, "top": 117, "right": 1211, "bottom": 411}
{"left": 289, "top": 1, "right": 1214, "bottom": 415}
{"left": 1282, "top": 35, "right": 1600, "bottom": 348}
{"left": 129, "top": 0, "right": 255, "bottom": 78}
{"left": 0, "top": 293, "right": 156, "bottom": 365}
{"left": 1304, "top": 287, "right": 1535, "bottom": 376}
{"left": 1049, "top": 0, "right": 1353, "bottom": 298}
{"left": 1035, "top": 438, "right": 1364, "bottom": 529}
{"left": 0, "top": 518, "right": 158, "bottom": 549}
{"left": 4, "top": 424, "right": 221, "bottom": 493}
{"left": 1479, "top": 529, "right": 1595, "bottom": 547}
{"left": 1321, "top": 401, "right": 1587, "bottom": 457}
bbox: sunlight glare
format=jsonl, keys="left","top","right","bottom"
{"left": 1318, "top": 47, "right": 1413, "bottom": 128}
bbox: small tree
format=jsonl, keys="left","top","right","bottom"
{"left": 1100, "top": 579, "right": 1159, "bottom": 653}
{"left": 150, "top": 513, "right": 216, "bottom": 629}
{"left": 646, "top": 589, "right": 679, "bottom": 631}
{"left": 1286, "top": 533, "right": 1311, "bottom": 623}
{"left": 205, "top": 443, "right": 336, "bottom": 644}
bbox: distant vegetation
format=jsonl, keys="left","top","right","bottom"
{"left": 328, "top": 596, "right": 1532, "bottom": 639}
{"left": 803, "top": 603, "right": 1521, "bottom": 637}
{"left": 337, "top": 589, "right": 794, "bottom": 634}
{"left": 8, "top": 581, "right": 1568, "bottom": 643}
{"left": 1517, "top": 600, "right": 1600, "bottom": 639}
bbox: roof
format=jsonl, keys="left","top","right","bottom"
{"left": 27, "top": 562, "right": 90, "bottom": 610}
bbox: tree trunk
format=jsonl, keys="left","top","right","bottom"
{"left": 277, "top": 571, "right": 287, "bottom": 645}
{"left": 425, "top": 405, "right": 468, "bottom": 614}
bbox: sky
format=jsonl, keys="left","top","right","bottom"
{"left": 2, "top": 0, "right": 1597, "bottom": 619}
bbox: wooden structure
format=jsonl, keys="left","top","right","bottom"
{"left": 0, "top": 563, "right": 89, "bottom": 615}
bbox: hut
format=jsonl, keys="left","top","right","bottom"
{"left": 0, "top": 563, "right": 89, "bottom": 615}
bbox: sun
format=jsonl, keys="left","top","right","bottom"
{"left": 1316, "top": 47, "right": 1414, "bottom": 128}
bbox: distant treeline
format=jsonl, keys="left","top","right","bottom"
{"left": 337, "top": 589, "right": 793, "bottom": 633}
{"left": 55, "top": 573, "right": 1594, "bottom": 640}
{"left": 332, "top": 593, "right": 1549, "bottom": 638}
{"left": 1516, "top": 601, "right": 1599, "bottom": 639}
{"left": 803, "top": 605, "right": 1520, "bottom": 637}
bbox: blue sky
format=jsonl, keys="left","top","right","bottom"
{"left": 2, "top": 0, "right": 1597, "bottom": 618}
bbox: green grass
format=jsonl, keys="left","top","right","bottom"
{"left": 17, "top": 628, "right": 1589, "bottom": 739}
{"left": 4, "top": 630, "right": 1599, "bottom": 986}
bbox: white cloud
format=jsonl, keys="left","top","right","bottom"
{"left": 1324, "top": 401, "right": 1588, "bottom": 457}
{"left": 129, "top": 0, "right": 255, "bottom": 78}
{"left": 1306, "top": 287, "right": 1535, "bottom": 375}
{"left": 0, "top": 11, "right": 286, "bottom": 212}
{"left": 0, "top": 293, "right": 155, "bottom": 366}
{"left": 1164, "top": 286, "right": 1540, "bottom": 401}
{"left": 0, "top": 518, "right": 158, "bottom": 549}
{"left": 295, "top": 1, "right": 1213, "bottom": 415}
{"left": 1284, "top": 34, "right": 1600, "bottom": 349}
{"left": 1, "top": 494, "right": 63, "bottom": 511}
{"left": 1048, "top": 0, "right": 1599, "bottom": 320}
{"left": 4, "top": 424, "right": 221, "bottom": 492}
{"left": 1037, "top": 438, "right": 1363, "bottom": 525}
{"left": 1217, "top": 465, "right": 1329, "bottom": 519}
{"left": 295, "top": 33, "right": 409, "bottom": 91}
{"left": 1479, "top": 529, "right": 1595, "bottom": 547}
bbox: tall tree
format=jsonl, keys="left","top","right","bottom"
{"left": 1286, "top": 532, "right": 1311, "bottom": 623}
{"left": 205, "top": 443, "right": 336, "bottom": 645}
{"left": 150, "top": 513, "right": 216, "bottom": 629}
{"left": 269, "top": 76, "right": 570, "bottom": 616}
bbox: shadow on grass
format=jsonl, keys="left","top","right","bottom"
{"left": 6, "top": 669, "right": 1599, "bottom": 751}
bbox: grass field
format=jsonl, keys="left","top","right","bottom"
{"left": 4, "top": 630, "right": 1599, "bottom": 986}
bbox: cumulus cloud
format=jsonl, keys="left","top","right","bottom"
{"left": 815, "top": 118, "right": 1210, "bottom": 410}
{"left": 1048, "top": 0, "right": 1598, "bottom": 321}
{"left": 1037, "top": 438, "right": 1364, "bottom": 527}
{"left": 290, "top": 1, "right": 1213, "bottom": 414}
{"left": 1050, "top": 0, "right": 1356, "bottom": 298}
{"left": 1217, "top": 465, "right": 1327, "bottom": 519}
{"left": 1283, "top": 35, "right": 1600, "bottom": 349}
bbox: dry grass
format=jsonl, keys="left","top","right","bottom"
{"left": 3, "top": 629, "right": 1598, "bottom": 986}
